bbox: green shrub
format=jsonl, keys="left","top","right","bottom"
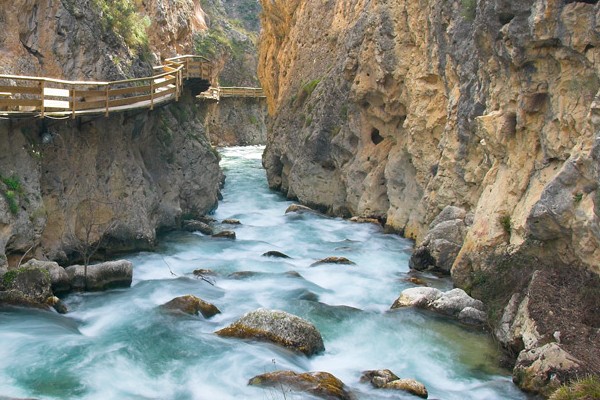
{"left": 1, "top": 175, "right": 22, "bottom": 215}
{"left": 461, "top": 0, "right": 476, "bottom": 21}
{"left": 498, "top": 213, "right": 512, "bottom": 235}
{"left": 550, "top": 376, "right": 600, "bottom": 400}
{"left": 93, "top": 0, "right": 151, "bottom": 50}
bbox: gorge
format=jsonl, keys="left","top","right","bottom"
{"left": 0, "top": 0, "right": 599, "bottom": 399}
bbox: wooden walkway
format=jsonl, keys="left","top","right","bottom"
{"left": 0, "top": 55, "right": 264, "bottom": 119}
{"left": 198, "top": 86, "right": 265, "bottom": 101}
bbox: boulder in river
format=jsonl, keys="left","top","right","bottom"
{"left": 249, "top": 370, "right": 354, "bottom": 400}
{"left": 349, "top": 216, "right": 380, "bottom": 225}
{"left": 385, "top": 379, "right": 428, "bottom": 398}
{"left": 193, "top": 268, "right": 217, "bottom": 277}
{"left": 66, "top": 260, "right": 133, "bottom": 291}
{"left": 285, "top": 204, "right": 319, "bottom": 214}
{"left": 1, "top": 265, "right": 52, "bottom": 303}
{"left": 212, "top": 231, "right": 236, "bottom": 239}
{"left": 310, "top": 257, "right": 355, "bottom": 267}
{"left": 222, "top": 219, "right": 241, "bottom": 225}
{"left": 262, "top": 251, "right": 291, "bottom": 259}
{"left": 360, "top": 370, "right": 428, "bottom": 398}
{"left": 160, "top": 295, "right": 221, "bottom": 318}
{"left": 216, "top": 308, "right": 325, "bottom": 356}
{"left": 391, "top": 287, "right": 486, "bottom": 325}
{"left": 182, "top": 220, "right": 214, "bottom": 235}
{"left": 21, "top": 259, "right": 71, "bottom": 294}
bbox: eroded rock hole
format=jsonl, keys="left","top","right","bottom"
{"left": 371, "top": 128, "right": 384, "bottom": 145}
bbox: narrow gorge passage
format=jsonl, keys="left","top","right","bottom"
{"left": 0, "top": 147, "right": 526, "bottom": 399}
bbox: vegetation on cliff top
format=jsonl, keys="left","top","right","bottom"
{"left": 92, "top": 0, "right": 151, "bottom": 52}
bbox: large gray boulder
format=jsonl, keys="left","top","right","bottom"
{"left": 1, "top": 266, "right": 52, "bottom": 303}
{"left": 216, "top": 308, "right": 325, "bottom": 356}
{"left": 391, "top": 287, "right": 486, "bottom": 325}
{"left": 249, "top": 370, "right": 354, "bottom": 400}
{"left": 66, "top": 260, "right": 133, "bottom": 291}
{"left": 21, "top": 259, "right": 70, "bottom": 294}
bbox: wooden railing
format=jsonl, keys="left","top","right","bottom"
{"left": 0, "top": 55, "right": 212, "bottom": 118}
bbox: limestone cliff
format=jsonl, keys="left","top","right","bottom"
{"left": 0, "top": 0, "right": 222, "bottom": 267}
{"left": 258, "top": 0, "right": 600, "bottom": 394}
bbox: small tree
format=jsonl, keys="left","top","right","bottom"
{"left": 67, "top": 198, "right": 122, "bottom": 290}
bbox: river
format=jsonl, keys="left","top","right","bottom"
{"left": 0, "top": 146, "right": 527, "bottom": 399}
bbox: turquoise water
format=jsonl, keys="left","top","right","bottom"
{"left": 0, "top": 146, "right": 526, "bottom": 399}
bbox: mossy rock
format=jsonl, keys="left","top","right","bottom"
{"left": 216, "top": 308, "right": 324, "bottom": 356}
{"left": 160, "top": 295, "right": 221, "bottom": 318}
{"left": 1, "top": 266, "right": 52, "bottom": 303}
{"left": 249, "top": 370, "right": 354, "bottom": 400}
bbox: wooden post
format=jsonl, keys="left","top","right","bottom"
{"left": 175, "top": 71, "right": 180, "bottom": 102}
{"left": 71, "top": 88, "right": 76, "bottom": 119}
{"left": 150, "top": 79, "right": 154, "bottom": 110}
{"left": 105, "top": 84, "right": 109, "bottom": 117}
{"left": 40, "top": 80, "right": 45, "bottom": 117}
{"left": 185, "top": 58, "right": 189, "bottom": 80}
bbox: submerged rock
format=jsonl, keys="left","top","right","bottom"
{"left": 310, "top": 257, "right": 355, "bottom": 267}
{"left": 360, "top": 370, "right": 428, "bottom": 398}
{"left": 46, "top": 296, "right": 68, "bottom": 314}
{"left": 349, "top": 216, "right": 380, "bottom": 225}
{"left": 262, "top": 250, "right": 291, "bottom": 259}
{"left": 182, "top": 220, "right": 214, "bottom": 235}
{"left": 249, "top": 370, "right": 354, "bottom": 400}
{"left": 222, "top": 219, "right": 241, "bottom": 225}
{"left": 21, "top": 259, "right": 70, "bottom": 294}
{"left": 216, "top": 308, "right": 325, "bottom": 356}
{"left": 285, "top": 204, "right": 318, "bottom": 214}
{"left": 66, "top": 260, "right": 133, "bottom": 291}
{"left": 193, "top": 268, "right": 217, "bottom": 277}
{"left": 212, "top": 231, "right": 236, "bottom": 239}
{"left": 160, "top": 295, "right": 220, "bottom": 318}
{"left": 359, "top": 369, "right": 399, "bottom": 388}
{"left": 391, "top": 287, "right": 486, "bottom": 325}
{"left": 385, "top": 379, "right": 428, "bottom": 398}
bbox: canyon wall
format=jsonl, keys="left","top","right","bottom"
{"left": 0, "top": 0, "right": 222, "bottom": 266}
{"left": 258, "top": 0, "right": 600, "bottom": 395}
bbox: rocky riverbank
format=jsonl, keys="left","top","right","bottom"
{"left": 257, "top": 0, "right": 600, "bottom": 395}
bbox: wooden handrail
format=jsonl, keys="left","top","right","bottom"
{"left": 0, "top": 55, "right": 213, "bottom": 118}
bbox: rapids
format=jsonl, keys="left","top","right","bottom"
{"left": 0, "top": 146, "right": 527, "bottom": 399}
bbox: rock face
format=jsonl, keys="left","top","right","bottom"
{"left": 0, "top": 88, "right": 222, "bottom": 266}
{"left": 0, "top": 1, "right": 227, "bottom": 268}
{"left": 207, "top": 99, "right": 267, "bottom": 146}
{"left": 258, "top": 0, "right": 600, "bottom": 392}
{"left": 249, "top": 370, "right": 354, "bottom": 400}
{"left": 160, "top": 295, "right": 220, "bottom": 318}
{"left": 391, "top": 287, "right": 486, "bottom": 325}
{"left": 215, "top": 308, "right": 325, "bottom": 356}
{"left": 410, "top": 206, "right": 471, "bottom": 274}
{"left": 66, "top": 260, "right": 133, "bottom": 292}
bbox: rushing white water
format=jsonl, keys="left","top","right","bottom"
{"left": 0, "top": 146, "right": 527, "bottom": 400}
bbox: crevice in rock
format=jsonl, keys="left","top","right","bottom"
{"left": 371, "top": 128, "right": 384, "bottom": 145}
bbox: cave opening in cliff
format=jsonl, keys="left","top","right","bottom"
{"left": 371, "top": 128, "right": 384, "bottom": 145}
